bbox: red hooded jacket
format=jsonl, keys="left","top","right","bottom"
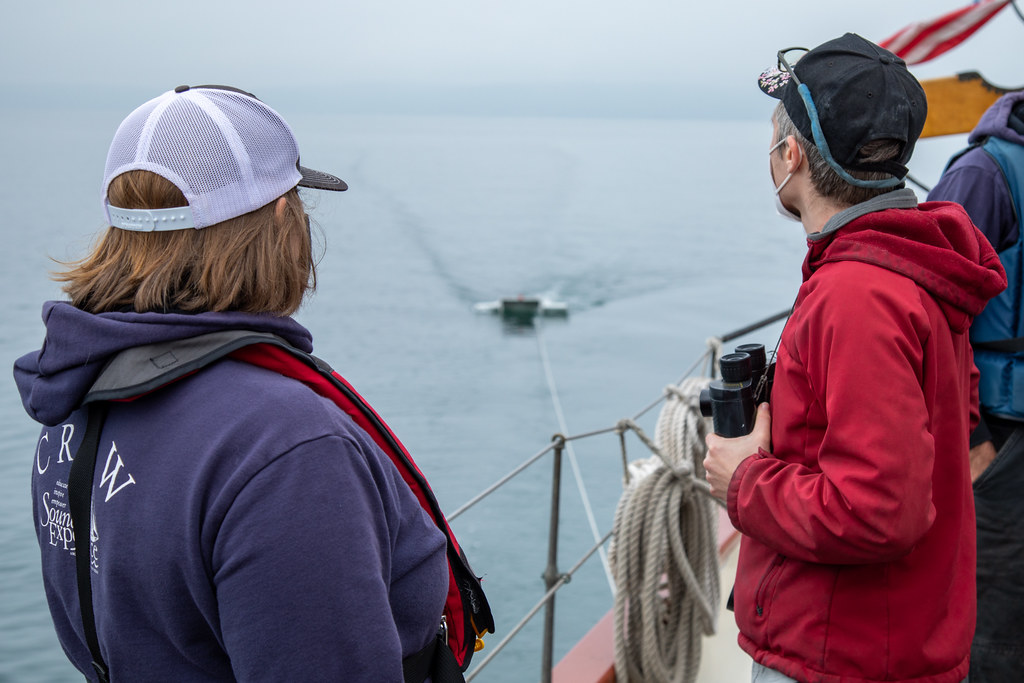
{"left": 728, "top": 197, "right": 1007, "bottom": 683}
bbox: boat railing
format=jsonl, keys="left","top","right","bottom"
{"left": 451, "top": 308, "right": 792, "bottom": 682}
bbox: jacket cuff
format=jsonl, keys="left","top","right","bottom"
{"left": 727, "top": 448, "right": 768, "bottom": 531}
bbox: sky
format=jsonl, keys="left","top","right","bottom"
{"left": 2, "top": 0, "right": 1021, "bottom": 118}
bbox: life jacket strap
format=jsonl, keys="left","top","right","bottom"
{"left": 71, "top": 330, "right": 491, "bottom": 680}
{"left": 403, "top": 620, "right": 466, "bottom": 683}
{"left": 67, "top": 402, "right": 111, "bottom": 683}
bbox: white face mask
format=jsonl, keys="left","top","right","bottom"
{"left": 769, "top": 138, "right": 801, "bottom": 223}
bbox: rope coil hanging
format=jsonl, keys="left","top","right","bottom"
{"left": 610, "top": 376, "right": 720, "bottom": 683}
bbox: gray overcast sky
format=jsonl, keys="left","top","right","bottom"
{"left": 2, "top": 0, "right": 1021, "bottom": 116}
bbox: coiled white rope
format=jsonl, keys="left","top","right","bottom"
{"left": 610, "top": 376, "right": 720, "bottom": 683}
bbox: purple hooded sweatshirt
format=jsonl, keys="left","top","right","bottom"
{"left": 928, "top": 90, "right": 1024, "bottom": 250}
{"left": 14, "top": 301, "right": 448, "bottom": 682}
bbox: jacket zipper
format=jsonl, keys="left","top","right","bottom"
{"left": 754, "top": 555, "right": 785, "bottom": 617}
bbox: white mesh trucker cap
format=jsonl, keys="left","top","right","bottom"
{"left": 102, "top": 85, "right": 347, "bottom": 232}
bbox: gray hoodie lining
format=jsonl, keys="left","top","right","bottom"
{"left": 808, "top": 188, "right": 919, "bottom": 242}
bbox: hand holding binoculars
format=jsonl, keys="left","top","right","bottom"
{"left": 699, "top": 343, "right": 774, "bottom": 438}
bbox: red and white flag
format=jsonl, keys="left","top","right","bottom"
{"left": 880, "top": 0, "right": 1011, "bottom": 65}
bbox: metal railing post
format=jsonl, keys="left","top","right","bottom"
{"left": 540, "top": 436, "right": 565, "bottom": 683}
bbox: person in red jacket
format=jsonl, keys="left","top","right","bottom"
{"left": 703, "top": 34, "right": 1007, "bottom": 683}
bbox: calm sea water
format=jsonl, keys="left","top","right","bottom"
{"left": 0, "top": 102, "right": 967, "bottom": 682}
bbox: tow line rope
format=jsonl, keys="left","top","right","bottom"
{"left": 534, "top": 317, "right": 616, "bottom": 594}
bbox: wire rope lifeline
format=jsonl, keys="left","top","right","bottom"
{"left": 610, "top": 376, "right": 721, "bottom": 683}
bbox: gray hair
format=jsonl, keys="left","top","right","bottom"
{"left": 773, "top": 102, "right": 903, "bottom": 207}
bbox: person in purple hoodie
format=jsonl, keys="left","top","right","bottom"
{"left": 928, "top": 91, "right": 1024, "bottom": 682}
{"left": 14, "top": 85, "right": 449, "bottom": 682}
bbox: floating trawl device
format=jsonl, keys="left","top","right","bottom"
{"left": 473, "top": 295, "right": 569, "bottom": 320}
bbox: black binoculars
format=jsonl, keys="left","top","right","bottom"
{"left": 698, "top": 343, "right": 774, "bottom": 438}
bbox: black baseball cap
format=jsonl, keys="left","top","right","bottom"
{"left": 758, "top": 33, "right": 927, "bottom": 186}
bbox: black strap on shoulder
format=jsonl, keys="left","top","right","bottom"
{"left": 67, "top": 402, "right": 111, "bottom": 683}
{"left": 84, "top": 330, "right": 288, "bottom": 404}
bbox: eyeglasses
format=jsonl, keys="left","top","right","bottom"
{"left": 776, "top": 48, "right": 808, "bottom": 86}
{"left": 774, "top": 46, "right": 904, "bottom": 189}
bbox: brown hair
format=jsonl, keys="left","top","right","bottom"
{"left": 774, "top": 102, "right": 903, "bottom": 208}
{"left": 56, "top": 170, "right": 316, "bottom": 315}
